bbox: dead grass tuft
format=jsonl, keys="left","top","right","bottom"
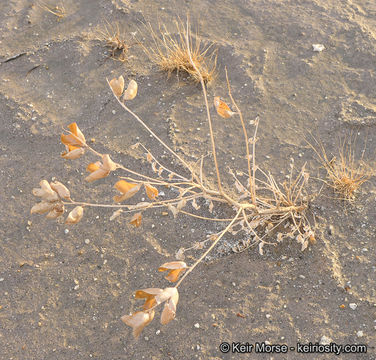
{"left": 142, "top": 20, "right": 217, "bottom": 83}
{"left": 96, "top": 21, "right": 130, "bottom": 62}
{"left": 308, "top": 135, "right": 373, "bottom": 201}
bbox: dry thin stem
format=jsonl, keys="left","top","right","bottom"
{"left": 185, "top": 20, "right": 223, "bottom": 196}
{"left": 224, "top": 67, "right": 255, "bottom": 204}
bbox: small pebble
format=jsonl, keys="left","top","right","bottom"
{"left": 84, "top": 239, "right": 90, "bottom": 244}
{"left": 64, "top": 229, "right": 69, "bottom": 234}
{"left": 349, "top": 303, "right": 357, "bottom": 310}
{"left": 312, "top": 44, "right": 325, "bottom": 52}
{"left": 156, "top": 330, "right": 160, "bottom": 335}
{"left": 266, "top": 314, "right": 271, "bottom": 319}
{"left": 357, "top": 330, "right": 364, "bottom": 338}
{"left": 194, "top": 323, "right": 200, "bottom": 328}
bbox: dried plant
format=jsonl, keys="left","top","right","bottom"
{"left": 96, "top": 21, "right": 131, "bottom": 62}
{"left": 142, "top": 20, "right": 217, "bottom": 83}
{"left": 31, "top": 21, "right": 314, "bottom": 338}
{"left": 307, "top": 135, "right": 373, "bottom": 201}
{"left": 38, "top": 1, "right": 66, "bottom": 20}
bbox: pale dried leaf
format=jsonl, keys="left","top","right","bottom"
{"left": 258, "top": 242, "right": 264, "bottom": 255}
{"left": 161, "top": 298, "right": 176, "bottom": 325}
{"left": 191, "top": 198, "right": 200, "bottom": 210}
{"left": 208, "top": 200, "right": 214, "bottom": 213}
{"left": 130, "top": 212, "right": 142, "bottom": 227}
{"left": 146, "top": 152, "right": 153, "bottom": 163}
{"left": 235, "top": 181, "right": 244, "bottom": 193}
{"left": 121, "top": 310, "right": 154, "bottom": 339}
{"left": 168, "top": 204, "right": 178, "bottom": 218}
{"left": 176, "top": 198, "right": 186, "bottom": 211}
{"left": 151, "top": 162, "right": 158, "bottom": 173}
{"left": 155, "top": 287, "right": 178, "bottom": 305}
{"left": 213, "top": 96, "right": 235, "bottom": 118}
{"left": 145, "top": 184, "right": 158, "bottom": 201}
{"left": 301, "top": 240, "right": 309, "bottom": 251}
{"left": 102, "top": 154, "right": 117, "bottom": 172}
{"left": 113, "top": 181, "right": 141, "bottom": 202}
{"left": 110, "top": 209, "right": 123, "bottom": 221}
{"left": 127, "top": 202, "right": 151, "bottom": 210}
{"left": 175, "top": 248, "right": 185, "bottom": 260}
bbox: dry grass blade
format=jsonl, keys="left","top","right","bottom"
{"left": 38, "top": 1, "right": 66, "bottom": 19}
{"left": 142, "top": 20, "right": 217, "bottom": 83}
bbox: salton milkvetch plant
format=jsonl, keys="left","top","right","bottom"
{"left": 31, "top": 21, "right": 315, "bottom": 338}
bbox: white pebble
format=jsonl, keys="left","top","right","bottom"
{"left": 357, "top": 331, "right": 364, "bottom": 338}
{"left": 156, "top": 330, "right": 160, "bottom": 335}
{"left": 349, "top": 303, "right": 357, "bottom": 310}
{"left": 312, "top": 44, "right": 325, "bottom": 52}
{"left": 194, "top": 323, "right": 200, "bottom": 328}
{"left": 84, "top": 239, "right": 90, "bottom": 244}
{"left": 64, "top": 229, "right": 69, "bottom": 234}
{"left": 266, "top": 314, "right": 271, "bottom": 319}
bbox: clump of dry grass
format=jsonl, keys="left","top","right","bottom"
{"left": 31, "top": 20, "right": 314, "bottom": 339}
{"left": 38, "top": 1, "right": 66, "bottom": 20}
{"left": 142, "top": 20, "right": 217, "bottom": 83}
{"left": 96, "top": 21, "right": 130, "bottom": 62}
{"left": 308, "top": 135, "right": 373, "bottom": 201}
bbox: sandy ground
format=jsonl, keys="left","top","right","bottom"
{"left": 1, "top": 0, "right": 376, "bottom": 359}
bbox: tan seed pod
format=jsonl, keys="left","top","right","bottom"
{"left": 61, "top": 147, "right": 85, "bottom": 160}
{"left": 33, "top": 180, "right": 59, "bottom": 202}
{"left": 65, "top": 206, "right": 84, "bottom": 224}
{"left": 85, "top": 168, "right": 110, "bottom": 182}
{"left": 31, "top": 201, "right": 56, "bottom": 215}
{"left": 46, "top": 203, "right": 65, "bottom": 219}
{"left": 109, "top": 75, "right": 125, "bottom": 97}
{"left": 158, "top": 261, "right": 187, "bottom": 282}
{"left": 123, "top": 79, "right": 138, "bottom": 100}
{"left": 50, "top": 181, "right": 70, "bottom": 200}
